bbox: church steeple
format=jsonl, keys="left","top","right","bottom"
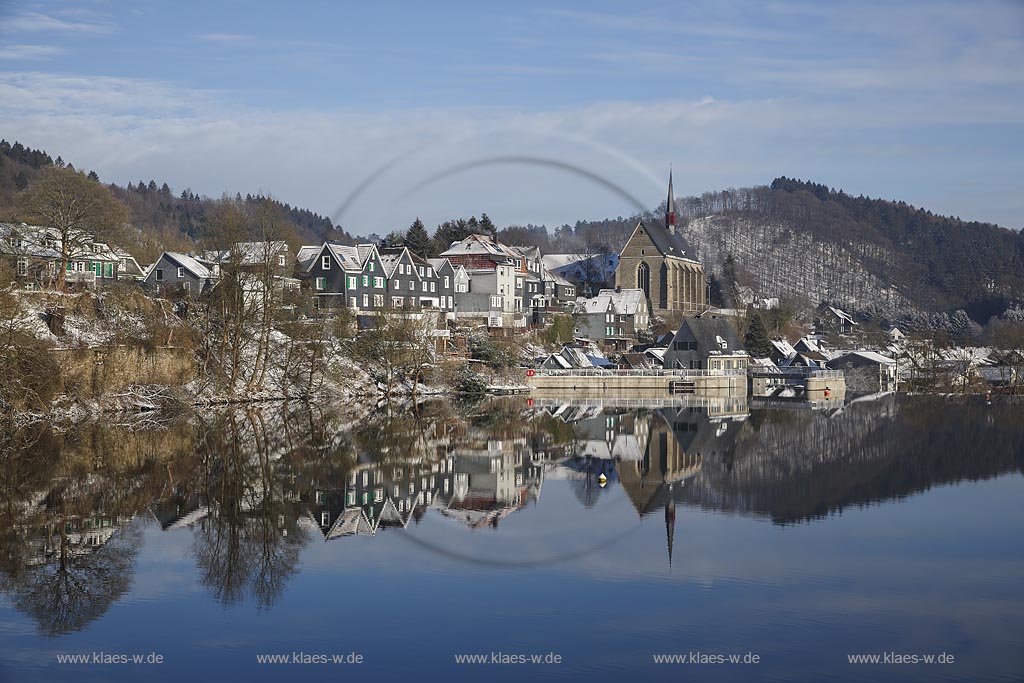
{"left": 665, "top": 168, "right": 677, "bottom": 234}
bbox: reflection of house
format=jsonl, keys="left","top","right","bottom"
{"left": 22, "top": 514, "right": 128, "bottom": 566}
{"left": 308, "top": 457, "right": 457, "bottom": 540}
{"left": 441, "top": 440, "right": 545, "bottom": 529}
{"left": 662, "top": 315, "right": 749, "bottom": 371}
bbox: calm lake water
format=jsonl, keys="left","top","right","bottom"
{"left": 1, "top": 395, "right": 1022, "bottom": 682}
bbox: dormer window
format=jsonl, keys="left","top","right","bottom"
{"left": 716, "top": 335, "right": 727, "bottom": 350}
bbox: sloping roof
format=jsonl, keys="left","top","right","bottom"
{"left": 440, "top": 233, "right": 518, "bottom": 260}
{"left": 205, "top": 241, "right": 290, "bottom": 266}
{"left": 678, "top": 315, "right": 745, "bottom": 354}
{"left": 827, "top": 350, "right": 896, "bottom": 368}
{"left": 578, "top": 288, "right": 647, "bottom": 317}
{"left": 620, "top": 353, "right": 652, "bottom": 369}
{"left": 427, "top": 257, "right": 452, "bottom": 272}
{"left": 306, "top": 242, "right": 361, "bottom": 272}
{"left": 628, "top": 219, "right": 697, "bottom": 261}
{"left": 164, "top": 252, "right": 214, "bottom": 279}
{"left": 296, "top": 245, "right": 321, "bottom": 267}
{"left": 377, "top": 251, "right": 405, "bottom": 277}
{"left": 825, "top": 306, "right": 857, "bottom": 325}
{"left": 770, "top": 338, "right": 797, "bottom": 358}
{"left": 542, "top": 268, "right": 574, "bottom": 287}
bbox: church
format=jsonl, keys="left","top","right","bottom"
{"left": 615, "top": 171, "right": 706, "bottom": 318}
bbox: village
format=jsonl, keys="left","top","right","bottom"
{"left": 1, "top": 171, "right": 1020, "bottom": 411}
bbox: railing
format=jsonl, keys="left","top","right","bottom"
{"left": 529, "top": 396, "right": 751, "bottom": 410}
{"left": 750, "top": 366, "right": 844, "bottom": 379}
{"left": 529, "top": 366, "right": 843, "bottom": 380}
{"left": 528, "top": 368, "right": 748, "bottom": 378}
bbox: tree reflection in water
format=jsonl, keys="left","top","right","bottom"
{"left": 1, "top": 394, "right": 1023, "bottom": 635}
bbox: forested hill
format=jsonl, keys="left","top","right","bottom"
{"left": 564, "top": 177, "right": 1024, "bottom": 323}
{"left": 0, "top": 140, "right": 358, "bottom": 262}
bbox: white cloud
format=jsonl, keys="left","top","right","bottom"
{"left": 1, "top": 10, "right": 115, "bottom": 34}
{"left": 0, "top": 44, "right": 64, "bottom": 60}
{"left": 0, "top": 69, "right": 1020, "bottom": 233}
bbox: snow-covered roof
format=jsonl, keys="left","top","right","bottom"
{"left": 834, "top": 350, "right": 896, "bottom": 365}
{"left": 440, "top": 234, "right": 518, "bottom": 260}
{"left": 164, "top": 252, "right": 214, "bottom": 279}
{"left": 826, "top": 306, "right": 857, "bottom": 324}
{"left": 770, "top": 338, "right": 797, "bottom": 358}
{"left": 577, "top": 288, "right": 647, "bottom": 316}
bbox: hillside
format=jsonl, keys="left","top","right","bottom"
{"left": 564, "top": 178, "right": 1024, "bottom": 324}
{"left": 3, "top": 139, "right": 1020, "bottom": 323}
{"left": 0, "top": 140, "right": 358, "bottom": 262}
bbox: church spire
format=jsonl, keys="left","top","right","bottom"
{"left": 666, "top": 167, "right": 677, "bottom": 234}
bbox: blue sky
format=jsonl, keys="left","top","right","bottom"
{"left": 0, "top": 0, "right": 1022, "bottom": 235}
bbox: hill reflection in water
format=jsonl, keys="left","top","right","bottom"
{"left": 1, "top": 394, "right": 1022, "bottom": 637}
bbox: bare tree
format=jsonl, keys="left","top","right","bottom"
{"left": 20, "top": 167, "right": 127, "bottom": 290}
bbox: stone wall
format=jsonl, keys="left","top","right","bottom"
{"left": 51, "top": 345, "right": 196, "bottom": 399}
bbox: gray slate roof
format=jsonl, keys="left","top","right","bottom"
{"left": 633, "top": 219, "right": 697, "bottom": 261}
{"left": 676, "top": 315, "right": 744, "bottom": 354}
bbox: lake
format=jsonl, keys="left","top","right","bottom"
{"left": 1, "top": 394, "right": 1022, "bottom": 682}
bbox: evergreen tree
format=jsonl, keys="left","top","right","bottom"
{"left": 87, "top": 170, "right": 100, "bottom": 182}
{"left": 404, "top": 217, "right": 433, "bottom": 257}
{"left": 478, "top": 212, "right": 496, "bottom": 236}
{"left": 744, "top": 312, "right": 772, "bottom": 357}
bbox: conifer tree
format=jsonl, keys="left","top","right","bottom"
{"left": 404, "top": 217, "right": 433, "bottom": 257}
{"left": 744, "top": 312, "right": 772, "bottom": 358}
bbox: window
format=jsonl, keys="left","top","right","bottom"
{"left": 418, "top": 266, "right": 424, "bottom": 277}
{"left": 392, "top": 296, "right": 403, "bottom": 307}
{"left": 443, "top": 276, "right": 450, "bottom": 288}
{"left": 408, "top": 280, "right": 414, "bottom": 289}
{"left": 348, "top": 296, "right": 356, "bottom": 308}
{"left": 155, "top": 268, "right": 164, "bottom": 282}
{"left": 427, "top": 267, "right": 433, "bottom": 277}
{"left": 183, "top": 281, "right": 190, "bottom": 293}
{"left": 322, "top": 255, "right": 331, "bottom": 270}
{"left": 346, "top": 492, "right": 356, "bottom": 506}
{"left": 362, "top": 275, "right": 368, "bottom": 287}
{"left": 16, "top": 259, "right": 27, "bottom": 277}
{"left": 430, "top": 282, "right": 435, "bottom": 292}
{"left": 368, "top": 261, "right": 375, "bottom": 272}
{"left": 373, "top": 294, "right": 384, "bottom": 307}
{"left": 422, "top": 281, "right": 427, "bottom": 292}
{"left": 362, "top": 293, "right": 368, "bottom": 308}
{"left": 177, "top": 267, "right": 185, "bottom": 278}
{"left": 347, "top": 276, "right": 357, "bottom": 290}
{"left": 373, "top": 276, "right": 384, "bottom": 289}
{"left": 105, "top": 262, "right": 114, "bottom": 278}
{"left": 277, "top": 254, "right": 286, "bottom": 267}
{"left": 315, "top": 277, "right": 327, "bottom": 291}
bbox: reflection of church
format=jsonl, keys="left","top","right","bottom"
{"left": 615, "top": 171, "right": 707, "bottom": 318}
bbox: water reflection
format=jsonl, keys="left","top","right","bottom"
{"left": 1, "top": 394, "right": 1022, "bottom": 636}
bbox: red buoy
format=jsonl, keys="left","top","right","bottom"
{"left": 526, "top": 369, "right": 535, "bottom": 377}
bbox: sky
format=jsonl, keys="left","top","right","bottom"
{"left": 0, "top": 0, "right": 1022, "bottom": 236}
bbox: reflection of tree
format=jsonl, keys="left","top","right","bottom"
{"left": 191, "top": 411, "right": 310, "bottom": 609}
{"left": 5, "top": 521, "right": 141, "bottom": 637}
{"left": 0, "top": 417, "right": 196, "bottom": 636}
